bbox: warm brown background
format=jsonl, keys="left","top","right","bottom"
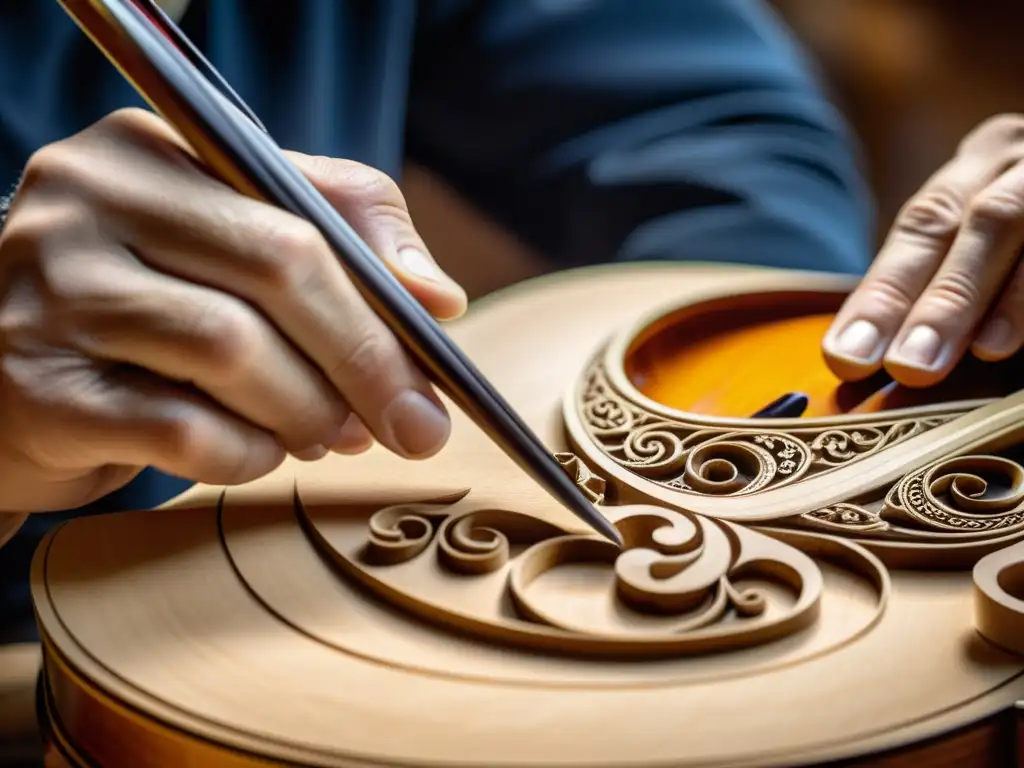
{"left": 769, "top": 0, "right": 1024, "bottom": 242}
{"left": 406, "top": 2, "right": 1024, "bottom": 300}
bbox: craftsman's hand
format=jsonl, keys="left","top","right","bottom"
{"left": 824, "top": 114, "right": 1024, "bottom": 387}
{"left": 0, "top": 108, "right": 467, "bottom": 513}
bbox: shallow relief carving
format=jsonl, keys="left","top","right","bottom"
{"left": 577, "top": 360, "right": 966, "bottom": 496}
{"left": 571, "top": 357, "right": 1024, "bottom": 566}
{"left": 298, "top": 464, "right": 888, "bottom": 660}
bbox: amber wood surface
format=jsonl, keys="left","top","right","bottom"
{"left": 28, "top": 263, "right": 1024, "bottom": 767}
{"left": 622, "top": 290, "right": 1024, "bottom": 419}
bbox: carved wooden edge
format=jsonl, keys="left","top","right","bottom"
{"left": 975, "top": 541, "right": 1024, "bottom": 657}
{"left": 559, "top": 278, "right": 1024, "bottom": 541}
{"left": 566, "top": 350, "right": 1024, "bottom": 520}
{"left": 555, "top": 283, "right": 1024, "bottom": 574}
{"left": 565, "top": 364, "right": 1024, "bottom": 569}
{"left": 34, "top": 635, "right": 1024, "bottom": 768}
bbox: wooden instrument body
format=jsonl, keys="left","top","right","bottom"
{"left": 30, "top": 264, "right": 1024, "bottom": 767}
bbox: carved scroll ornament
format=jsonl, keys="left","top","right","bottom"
{"left": 304, "top": 491, "right": 887, "bottom": 659}
{"left": 566, "top": 357, "right": 1024, "bottom": 563}
{"left": 575, "top": 360, "right": 966, "bottom": 496}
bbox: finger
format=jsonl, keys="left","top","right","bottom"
{"left": 7, "top": 354, "right": 285, "bottom": 485}
{"left": 884, "top": 160, "right": 1024, "bottom": 386}
{"left": 55, "top": 249, "right": 351, "bottom": 458}
{"left": 69, "top": 114, "right": 467, "bottom": 320}
{"left": 63, "top": 114, "right": 452, "bottom": 458}
{"left": 972, "top": 258, "right": 1024, "bottom": 361}
{"left": 823, "top": 153, "right": 1006, "bottom": 381}
{"left": 328, "top": 412, "right": 375, "bottom": 455}
{"left": 134, "top": 204, "right": 450, "bottom": 458}
{"left": 286, "top": 153, "right": 468, "bottom": 321}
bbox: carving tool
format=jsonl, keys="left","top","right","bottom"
{"left": 752, "top": 392, "right": 809, "bottom": 418}
{"left": 57, "top": 0, "right": 624, "bottom": 548}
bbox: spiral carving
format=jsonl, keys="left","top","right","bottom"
{"left": 362, "top": 503, "right": 453, "bottom": 566}
{"left": 437, "top": 509, "right": 565, "bottom": 576}
{"left": 801, "top": 504, "right": 887, "bottom": 534}
{"left": 883, "top": 455, "right": 1024, "bottom": 534}
{"left": 574, "top": 360, "right": 962, "bottom": 498}
{"left": 339, "top": 498, "right": 846, "bottom": 657}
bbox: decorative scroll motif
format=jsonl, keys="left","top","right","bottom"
{"left": 800, "top": 504, "right": 888, "bottom": 534}
{"left": 794, "top": 454, "right": 1024, "bottom": 543}
{"left": 576, "top": 360, "right": 965, "bottom": 497}
{"left": 338, "top": 498, "right": 831, "bottom": 657}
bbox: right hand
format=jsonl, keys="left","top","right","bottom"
{"left": 0, "top": 108, "right": 468, "bottom": 514}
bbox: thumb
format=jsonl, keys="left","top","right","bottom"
{"left": 286, "top": 152, "right": 468, "bottom": 321}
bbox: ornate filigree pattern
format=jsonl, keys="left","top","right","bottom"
{"left": 884, "top": 455, "right": 1024, "bottom": 533}
{"left": 336, "top": 499, "right": 836, "bottom": 657}
{"left": 800, "top": 504, "right": 888, "bottom": 534}
{"left": 792, "top": 454, "right": 1024, "bottom": 544}
{"left": 575, "top": 360, "right": 965, "bottom": 497}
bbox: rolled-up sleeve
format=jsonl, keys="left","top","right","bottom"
{"left": 406, "top": 0, "right": 872, "bottom": 275}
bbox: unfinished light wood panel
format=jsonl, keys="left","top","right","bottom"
{"left": 31, "top": 264, "right": 1024, "bottom": 767}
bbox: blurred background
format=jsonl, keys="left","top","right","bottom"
{"left": 407, "top": 1, "right": 1024, "bottom": 299}
{"left": 769, "top": 0, "right": 1024, "bottom": 242}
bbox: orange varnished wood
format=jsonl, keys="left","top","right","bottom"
{"left": 625, "top": 291, "right": 1024, "bottom": 418}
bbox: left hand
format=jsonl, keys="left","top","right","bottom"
{"left": 823, "top": 114, "right": 1024, "bottom": 387}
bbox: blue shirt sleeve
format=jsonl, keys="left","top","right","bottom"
{"left": 405, "top": 0, "right": 873, "bottom": 275}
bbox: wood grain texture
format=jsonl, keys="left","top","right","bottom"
{"left": 29, "top": 263, "right": 1024, "bottom": 766}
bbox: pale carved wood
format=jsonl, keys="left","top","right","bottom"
{"left": 28, "top": 264, "right": 1024, "bottom": 766}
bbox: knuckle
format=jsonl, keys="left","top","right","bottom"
{"left": 94, "top": 107, "right": 165, "bottom": 140}
{"left": 32, "top": 249, "right": 114, "bottom": 311}
{"left": 330, "top": 330, "right": 394, "bottom": 389}
{"left": 895, "top": 188, "right": 964, "bottom": 241}
{"left": 188, "top": 299, "right": 261, "bottom": 379}
{"left": 853, "top": 276, "right": 917, "bottom": 316}
{"left": 970, "top": 114, "right": 1024, "bottom": 148}
{"left": 354, "top": 168, "right": 404, "bottom": 206}
{"left": 33, "top": 251, "right": 83, "bottom": 306}
{"left": 157, "top": 410, "right": 210, "bottom": 466}
{"left": 364, "top": 196, "right": 414, "bottom": 232}
{"left": 330, "top": 161, "right": 405, "bottom": 208}
{"left": 2, "top": 199, "right": 95, "bottom": 256}
{"left": 967, "top": 189, "right": 1024, "bottom": 227}
{"left": 924, "top": 271, "right": 982, "bottom": 315}
{"left": 22, "top": 143, "right": 91, "bottom": 193}
{"left": 252, "top": 216, "right": 327, "bottom": 292}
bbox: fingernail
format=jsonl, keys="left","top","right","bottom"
{"left": 975, "top": 317, "right": 1013, "bottom": 355}
{"left": 831, "top": 319, "right": 882, "bottom": 361}
{"left": 398, "top": 247, "right": 444, "bottom": 283}
{"left": 383, "top": 391, "right": 450, "bottom": 458}
{"left": 893, "top": 325, "right": 944, "bottom": 368}
{"left": 293, "top": 444, "right": 329, "bottom": 462}
{"left": 331, "top": 412, "right": 374, "bottom": 454}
